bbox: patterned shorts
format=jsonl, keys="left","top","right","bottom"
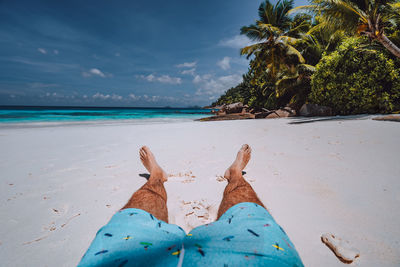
{"left": 78, "top": 202, "right": 304, "bottom": 267}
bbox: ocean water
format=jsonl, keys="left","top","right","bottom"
{"left": 0, "top": 106, "right": 214, "bottom": 125}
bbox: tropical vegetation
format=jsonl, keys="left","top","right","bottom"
{"left": 212, "top": 0, "right": 400, "bottom": 115}
{"left": 310, "top": 37, "right": 400, "bottom": 114}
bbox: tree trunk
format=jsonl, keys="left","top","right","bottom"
{"left": 377, "top": 34, "right": 400, "bottom": 59}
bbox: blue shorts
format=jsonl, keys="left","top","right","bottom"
{"left": 78, "top": 202, "right": 303, "bottom": 267}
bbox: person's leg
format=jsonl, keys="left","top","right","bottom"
{"left": 183, "top": 145, "right": 304, "bottom": 266}
{"left": 217, "top": 144, "right": 265, "bottom": 219}
{"left": 122, "top": 146, "right": 169, "bottom": 222}
{"left": 78, "top": 147, "right": 185, "bottom": 267}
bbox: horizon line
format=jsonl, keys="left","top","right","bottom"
{"left": 0, "top": 104, "right": 208, "bottom": 109}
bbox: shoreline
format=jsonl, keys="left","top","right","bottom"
{"left": 0, "top": 117, "right": 206, "bottom": 129}
{"left": 0, "top": 113, "right": 393, "bottom": 129}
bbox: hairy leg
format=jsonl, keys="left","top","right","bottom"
{"left": 217, "top": 144, "right": 266, "bottom": 219}
{"left": 122, "top": 146, "right": 169, "bottom": 222}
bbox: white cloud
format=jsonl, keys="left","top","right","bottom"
{"left": 176, "top": 61, "right": 197, "bottom": 68}
{"left": 129, "top": 93, "right": 141, "bottom": 100}
{"left": 82, "top": 68, "right": 109, "bottom": 78}
{"left": 149, "top": 95, "right": 175, "bottom": 102}
{"left": 193, "top": 75, "right": 202, "bottom": 84}
{"left": 112, "top": 94, "right": 123, "bottom": 100}
{"left": 181, "top": 68, "right": 196, "bottom": 76}
{"left": 130, "top": 94, "right": 176, "bottom": 103}
{"left": 115, "top": 52, "right": 120, "bottom": 57}
{"left": 195, "top": 74, "right": 242, "bottom": 96}
{"left": 192, "top": 74, "right": 211, "bottom": 84}
{"left": 218, "top": 35, "right": 257, "bottom": 49}
{"left": 38, "top": 48, "right": 47, "bottom": 54}
{"left": 89, "top": 68, "right": 105, "bottom": 77}
{"left": 139, "top": 74, "right": 182, "bottom": 84}
{"left": 43, "top": 92, "right": 66, "bottom": 98}
{"left": 217, "top": 57, "right": 231, "bottom": 70}
{"left": 142, "top": 74, "right": 155, "bottom": 82}
{"left": 92, "top": 93, "right": 110, "bottom": 100}
{"left": 92, "top": 93, "right": 123, "bottom": 100}
{"left": 157, "top": 75, "right": 182, "bottom": 84}
{"left": 54, "top": 50, "right": 59, "bottom": 55}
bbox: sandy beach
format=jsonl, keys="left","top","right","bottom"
{"left": 1, "top": 117, "right": 399, "bottom": 266}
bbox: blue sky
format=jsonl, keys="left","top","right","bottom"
{"left": 0, "top": 0, "right": 307, "bottom": 107}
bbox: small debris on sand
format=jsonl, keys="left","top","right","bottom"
{"left": 169, "top": 171, "right": 196, "bottom": 183}
{"left": 105, "top": 165, "right": 117, "bottom": 168}
{"left": 372, "top": 115, "right": 400, "bottom": 122}
{"left": 216, "top": 175, "right": 226, "bottom": 182}
{"left": 321, "top": 233, "right": 360, "bottom": 264}
{"left": 61, "top": 213, "right": 81, "bottom": 228}
{"left": 23, "top": 235, "right": 49, "bottom": 245}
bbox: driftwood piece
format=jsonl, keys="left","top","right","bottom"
{"left": 321, "top": 233, "right": 360, "bottom": 264}
{"left": 372, "top": 115, "right": 400, "bottom": 122}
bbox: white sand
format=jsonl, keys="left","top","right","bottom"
{"left": 1, "top": 118, "right": 399, "bottom": 266}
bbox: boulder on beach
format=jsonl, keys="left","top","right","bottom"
{"left": 222, "top": 102, "right": 244, "bottom": 114}
{"left": 254, "top": 112, "right": 271, "bottom": 119}
{"left": 299, "top": 104, "right": 332, "bottom": 117}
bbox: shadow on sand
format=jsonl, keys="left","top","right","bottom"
{"left": 287, "top": 114, "right": 372, "bottom": 125}
{"left": 139, "top": 173, "right": 150, "bottom": 180}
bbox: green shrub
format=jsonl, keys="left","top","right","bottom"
{"left": 310, "top": 37, "right": 400, "bottom": 115}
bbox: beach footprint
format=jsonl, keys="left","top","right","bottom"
{"left": 168, "top": 170, "right": 196, "bottom": 183}
{"left": 181, "top": 199, "right": 216, "bottom": 230}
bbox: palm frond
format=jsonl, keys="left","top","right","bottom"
{"left": 256, "top": 21, "right": 283, "bottom": 35}
{"left": 240, "top": 25, "right": 266, "bottom": 41}
{"left": 277, "top": 35, "right": 302, "bottom": 44}
{"left": 286, "top": 44, "right": 306, "bottom": 63}
{"left": 240, "top": 43, "right": 265, "bottom": 58}
{"left": 287, "top": 20, "right": 312, "bottom": 35}
{"left": 288, "top": 5, "right": 318, "bottom": 15}
{"left": 298, "top": 64, "right": 316, "bottom": 72}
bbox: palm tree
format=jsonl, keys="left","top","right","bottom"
{"left": 240, "top": 0, "right": 306, "bottom": 79}
{"left": 240, "top": 1, "right": 319, "bottom": 109}
{"left": 291, "top": 0, "right": 400, "bottom": 58}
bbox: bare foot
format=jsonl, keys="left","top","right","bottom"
{"left": 139, "top": 146, "right": 167, "bottom": 182}
{"left": 224, "top": 144, "right": 251, "bottom": 181}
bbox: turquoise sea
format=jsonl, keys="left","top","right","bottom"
{"left": 0, "top": 106, "right": 214, "bottom": 124}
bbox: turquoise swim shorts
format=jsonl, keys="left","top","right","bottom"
{"left": 78, "top": 202, "right": 304, "bottom": 267}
